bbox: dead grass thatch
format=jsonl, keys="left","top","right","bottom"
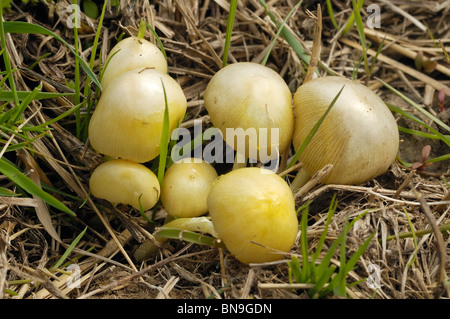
{"left": 0, "top": 0, "right": 449, "bottom": 300}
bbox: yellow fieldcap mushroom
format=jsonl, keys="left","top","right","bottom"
{"left": 204, "top": 62, "right": 294, "bottom": 163}
{"left": 89, "top": 159, "right": 160, "bottom": 211}
{"left": 207, "top": 167, "right": 298, "bottom": 264}
{"left": 293, "top": 76, "right": 399, "bottom": 185}
{"left": 161, "top": 158, "right": 218, "bottom": 218}
{"left": 88, "top": 68, "right": 187, "bottom": 163}
{"left": 101, "top": 36, "right": 168, "bottom": 90}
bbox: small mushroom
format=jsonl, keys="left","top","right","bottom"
{"left": 207, "top": 167, "right": 298, "bottom": 264}
{"left": 88, "top": 68, "right": 187, "bottom": 163}
{"left": 161, "top": 158, "right": 218, "bottom": 218}
{"left": 292, "top": 76, "right": 399, "bottom": 187}
{"left": 89, "top": 159, "right": 160, "bottom": 211}
{"left": 101, "top": 36, "right": 168, "bottom": 90}
{"left": 204, "top": 62, "right": 294, "bottom": 167}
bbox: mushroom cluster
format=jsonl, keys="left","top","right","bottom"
{"left": 88, "top": 37, "right": 399, "bottom": 266}
{"left": 88, "top": 35, "right": 187, "bottom": 211}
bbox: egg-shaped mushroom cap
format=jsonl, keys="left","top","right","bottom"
{"left": 204, "top": 62, "right": 294, "bottom": 162}
{"left": 89, "top": 159, "right": 160, "bottom": 211}
{"left": 207, "top": 167, "right": 298, "bottom": 264}
{"left": 161, "top": 158, "right": 218, "bottom": 218}
{"left": 89, "top": 68, "right": 187, "bottom": 163}
{"left": 293, "top": 76, "right": 399, "bottom": 185}
{"left": 101, "top": 37, "right": 168, "bottom": 90}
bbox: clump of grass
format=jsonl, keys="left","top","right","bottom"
{"left": 288, "top": 195, "right": 375, "bottom": 299}
{"left": 0, "top": 4, "right": 78, "bottom": 217}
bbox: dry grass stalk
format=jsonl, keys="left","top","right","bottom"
{"left": 340, "top": 38, "right": 450, "bottom": 97}
{"left": 303, "top": 4, "right": 322, "bottom": 83}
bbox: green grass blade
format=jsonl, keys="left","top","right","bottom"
{"left": 396, "top": 126, "right": 444, "bottom": 140}
{"left": 288, "top": 256, "right": 304, "bottom": 284}
{"left": 0, "top": 5, "right": 19, "bottom": 109}
{"left": 138, "top": 194, "right": 154, "bottom": 224}
{"left": 157, "top": 79, "right": 170, "bottom": 186}
{"left": 325, "top": 0, "right": 338, "bottom": 29}
{"left": 50, "top": 227, "right": 87, "bottom": 271}
{"left": 299, "top": 202, "right": 310, "bottom": 283}
{"left": 0, "top": 59, "right": 18, "bottom": 111}
{"left": 387, "top": 103, "right": 450, "bottom": 148}
{"left": 70, "top": 0, "right": 81, "bottom": 138}
{"left": 261, "top": 0, "right": 338, "bottom": 76}
{"left": 439, "top": 40, "right": 450, "bottom": 63}
{"left": 222, "top": 0, "right": 238, "bottom": 67}
{"left": 87, "top": 0, "right": 107, "bottom": 74}
{"left": 342, "top": 0, "right": 364, "bottom": 36}
{"left": 155, "top": 228, "right": 225, "bottom": 248}
{"left": 380, "top": 78, "right": 450, "bottom": 133}
{"left": 334, "top": 231, "right": 375, "bottom": 296}
{"left": 335, "top": 218, "right": 350, "bottom": 297}
{"left": 80, "top": 0, "right": 108, "bottom": 141}
{"left": 369, "top": 38, "right": 384, "bottom": 75}
{"left": 8, "top": 83, "right": 41, "bottom": 125}
{"left": 314, "top": 211, "right": 370, "bottom": 297}
{"left": 311, "top": 264, "right": 337, "bottom": 298}
{"left": 145, "top": 22, "right": 168, "bottom": 64}
{"left": 287, "top": 84, "right": 344, "bottom": 169}
{"left": 313, "top": 231, "right": 343, "bottom": 289}
{"left": 313, "top": 194, "right": 337, "bottom": 261}
{"left": 352, "top": 0, "right": 369, "bottom": 76}
{"left": 259, "top": 0, "right": 308, "bottom": 63}
{"left": 22, "top": 102, "right": 82, "bottom": 132}
{"left": 0, "top": 123, "right": 30, "bottom": 140}
{"left": 0, "top": 158, "right": 75, "bottom": 216}
{"left": 3, "top": 21, "right": 101, "bottom": 89}
{"left": 0, "top": 91, "right": 73, "bottom": 101}
{"left": 0, "top": 186, "right": 19, "bottom": 196}
{"left": 261, "top": 1, "right": 301, "bottom": 66}
{"left": 426, "top": 153, "right": 450, "bottom": 164}
{"left": 403, "top": 208, "right": 418, "bottom": 265}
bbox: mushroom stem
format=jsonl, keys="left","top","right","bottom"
{"left": 290, "top": 167, "right": 311, "bottom": 193}
{"left": 293, "top": 164, "right": 333, "bottom": 199}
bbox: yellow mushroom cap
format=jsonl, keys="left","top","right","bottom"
{"left": 207, "top": 167, "right": 298, "bottom": 264}
{"left": 88, "top": 68, "right": 187, "bottom": 163}
{"left": 89, "top": 159, "right": 160, "bottom": 211}
{"left": 161, "top": 158, "right": 218, "bottom": 218}
{"left": 101, "top": 36, "right": 168, "bottom": 90}
{"left": 204, "top": 62, "right": 294, "bottom": 162}
{"left": 293, "top": 76, "right": 399, "bottom": 185}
